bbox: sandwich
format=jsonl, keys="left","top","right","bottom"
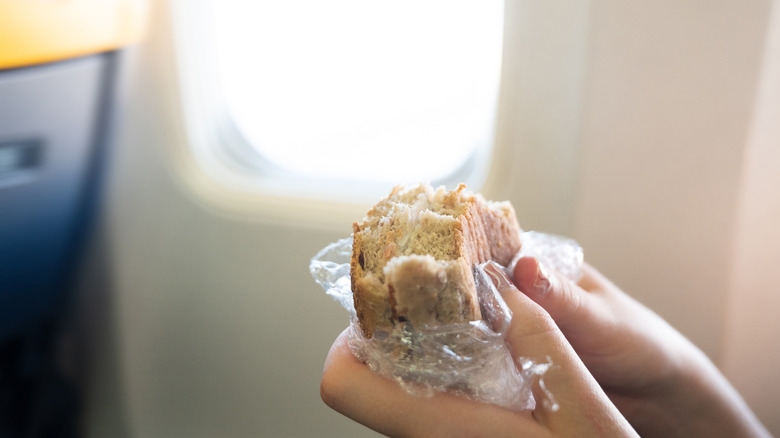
{"left": 350, "top": 183, "right": 523, "bottom": 338}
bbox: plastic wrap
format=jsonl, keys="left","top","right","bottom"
{"left": 310, "top": 232, "right": 584, "bottom": 411}
{"left": 510, "top": 231, "right": 584, "bottom": 283}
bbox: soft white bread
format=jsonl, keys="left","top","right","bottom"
{"left": 351, "top": 183, "right": 523, "bottom": 338}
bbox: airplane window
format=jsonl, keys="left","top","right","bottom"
{"left": 210, "top": 0, "right": 504, "bottom": 185}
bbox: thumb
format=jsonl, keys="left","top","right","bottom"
{"left": 483, "top": 261, "right": 570, "bottom": 361}
{"left": 482, "top": 262, "right": 636, "bottom": 435}
{"left": 483, "top": 261, "right": 584, "bottom": 420}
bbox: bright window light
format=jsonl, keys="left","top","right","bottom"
{"left": 212, "top": 1, "right": 504, "bottom": 184}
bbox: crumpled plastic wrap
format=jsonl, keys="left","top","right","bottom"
{"left": 309, "top": 231, "right": 583, "bottom": 412}
{"left": 509, "top": 231, "right": 584, "bottom": 283}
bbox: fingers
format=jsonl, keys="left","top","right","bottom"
{"left": 511, "top": 258, "right": 611, "bottom": 335}
{"left": 483, "top": 261, "right": 584, "bottom": 425}
{"left": 483, "top": 262, "right": 571, "bottom": 362}
{"left": 321, "top": 328, "right": 539, "bottom": 438}
{"left": 481, "top": 262, "right": 637, "bottom": 436}
{"left": 510, "top": 257, "right": 670, "bottom": 392}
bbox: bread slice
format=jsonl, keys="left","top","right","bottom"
{"left": 351, "top": 183, "right": 523, "bottom": 338}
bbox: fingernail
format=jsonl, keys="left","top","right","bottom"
{"left": 534, "top": 262, "right": 552, "bottom": 295}
{"left": 484, "top": 261, "right": 513, "bottom": 290}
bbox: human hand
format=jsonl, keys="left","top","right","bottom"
{"left": 512, "top": 257, "right": 770, "bottom": 438}
{"left": 320, "top": 262, "right": 638, "bottom": 438}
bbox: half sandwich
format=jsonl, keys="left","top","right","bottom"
{"left": 351, "top": 183, "right": 523, "bottom": 338}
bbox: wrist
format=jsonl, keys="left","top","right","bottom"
{"left": 624, "top": 349, "right": 769, "bottom": 438}
{"left": 679, "top": 351, "right": 769, "bottom": 438}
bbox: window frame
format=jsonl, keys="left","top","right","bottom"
{"left": 167, "top": 0, "right": 505, "bottom": 227}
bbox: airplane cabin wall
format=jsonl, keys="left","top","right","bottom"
{"left": 77, "top": 1, "right": 780, "bottom": 436}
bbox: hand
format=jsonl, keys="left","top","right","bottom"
{"left": 320, "top": 262, "right": 638, "bottom": 437}
{"left": 512, "top": 257, "right": 771, "bottom": 438}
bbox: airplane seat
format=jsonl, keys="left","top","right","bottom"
{"left": 0, "top": 2, "right": 145, "bottom": 435}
